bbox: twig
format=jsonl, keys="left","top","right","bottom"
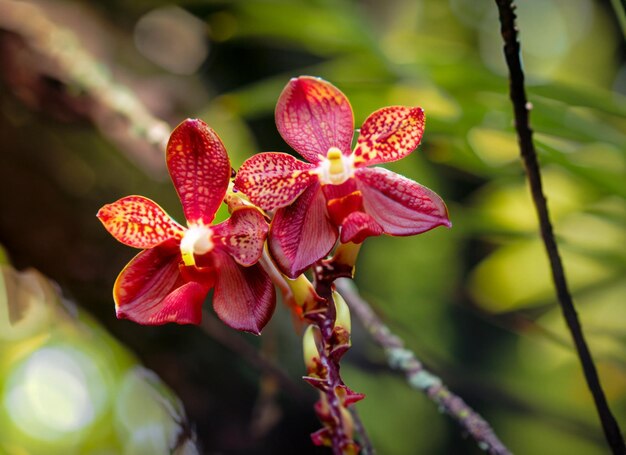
{"left": 493, "top": 2, "right": 626, "bottom": 454}
{"left": 336, "top": 279, "right": 511, "bottom": 455}
{"left": 199, "top": 310, "right": 307, "bottom": 403}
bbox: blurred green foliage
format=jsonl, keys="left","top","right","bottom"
{"left": 0, "top": 0, "right": 624, "bottom": 453}
{"left": 0, "top": 266, "right": 198, "bottom": 454}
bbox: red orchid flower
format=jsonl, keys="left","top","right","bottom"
{"left": 234, "top": 76, "right": 451, "bottom": 278}
{"left": 97, "top": 119, "right": 275, "bottom": 334}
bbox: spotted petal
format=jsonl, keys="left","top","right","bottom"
{"left": 97, "top": 196, "right": 184, "bottom": 249}
{"left": 276, "top": 76, "right": 354, "bottom": 164}
{"left": 356, "top": 167, "right": 450, "bottom": 235}
{"left": 114, "top": 241, "right": 210, "bottom": 325}
{"left": 213, "top": 207, "right": 268, "bottom": 267}
{"left": 269, "top": 183, "right": 338, "bottom": 278}
{"left": 167, "top": 119, "right": 231, "bottom": 225}
{"left": 234, "top": 152, "right": 317, "bottom": 211}
{"left": 353, "top": 107, "right": 425, "bottom": 166}
{"left": 212, "top": 251, "right": 276, "bottom": 335}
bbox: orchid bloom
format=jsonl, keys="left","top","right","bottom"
{"left": 97, "top": 119, "right": 275, "bottom": 334}
{"left": 234, "top": 76, "right": 451, "bottom": 278}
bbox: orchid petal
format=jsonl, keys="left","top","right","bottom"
{"left": 114, "top": 241, "right": 209, "bottom": 325}
{"left": 212, "top": 251, "right": 276, "bottom": 335}
{"left": 97, "top": 196, "right": 184, "bottom": 249}
{"left": 353, "top": 107, "right": 425, "bottom": 166}
{"left": 234, "top": 152, "right": 317, "bottom": 211}
{"left": 269, "top": 183, "right": 338, "bottom": 278}
{"left": 340, "top": 211, "right": 383, "bottom": 244}
{"left": 167, "top": 119, "right": 231, "bottom": 225}
{"left": 356, "top": 167, "right": 451, "bottom": 235}
{"left": 213, "top": 207, "right": 268, "bottom": 267}
{"left": 276, "top": 76, "right": 354, "bottom": 163}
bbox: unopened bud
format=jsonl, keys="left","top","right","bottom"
{"left": 333, "top": 291, "right": 351, "bottom": 334}
{"left": 287, "top": 275, "right": 320, "bottom": 308}
{"left": 224, "top": 181, "right": 261, "bottom": 214}
{"left": 302, "top": 325, "right": 322, "bottom": 371}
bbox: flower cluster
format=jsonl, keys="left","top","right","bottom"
{"left": 235, "top": 76, "right": 450, "bottom": 278}
{"left": 98, "top": 76, "right": 450, "bottom": 334}
{"left": 98, "top": 119, "right": 275, "bottom": 334}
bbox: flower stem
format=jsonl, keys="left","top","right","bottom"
{"left": 494, "top": 1, "right": 625, "bottom": 453}
{"left": 300, "top": 262, "right": 366, "bottom": 454}
{"left": 336, "top": 279, "right": 511, "bottom": 455}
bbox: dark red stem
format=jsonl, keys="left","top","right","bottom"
{"left": 494, "top": 1, "right": 625, "bottom": 453}
{"left": 303, "top": 262, "right": 362, "bottom": 454}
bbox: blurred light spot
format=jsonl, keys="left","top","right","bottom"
{"left": 388, "top": 84, "right": 461, "bottom": 121}
{"left": 134, "top": 7, "right": 209, "bottom": 75}
{"left": 478, "top": 0, "right": 593, "bottom": 81}
{"left": 475, "top": 168, "right": 591, "bottom": 232}
{"left": 469, "top": 239, "right": 613, "bottom": 313}
{"left": 125, "top": 424, "right": 171, "bottom": 455}
{"left": 3, "top": 346, "right": 99, "bottom": 440}
{"left": 0, "top": 268, "right": 53, "bottom": 341}
{"left": 467, "top": 127, "right": 517, "bottom": 166}
{"left": 114, "top": 367, "right": 182, "bottom": 451}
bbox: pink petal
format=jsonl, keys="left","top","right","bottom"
{"left": 353, "top": 107, "right": 425, "bottom": 166}
{"left": 340, "top": 211, "right": 383, "bottom": 244}
{"left": 166, "top": 119, "right": 231, "bottom": 225}
{"left": 234, "top": 152, "right": 317, "bottom": 211}
{"left": 269, "top": 183, "right": 338, "bottom": 278}
{"left": 275, "top": 76, "right": 354, "bottom": 164}
{"left": 355, "top": 167, "right": 451, "bottom": 236}
{"left": 114, "top": 241, "right": 210, "bottom": 325}
{"left": 213, "top": 207, "right": 268, "bottom": 267}
{"left": 212, "top": 251, "right": 276, "bottom": 335}
{"left": 97, "top": 196, "right": 184, "bottom": 249}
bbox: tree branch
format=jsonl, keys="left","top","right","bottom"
{"left": 0, "top": 0, "right": 170, "bottom": 175}
{"left": 336, "top": 279, "right": 511, "bottom": 455}
{"left": 493, "top": 1, "right": 625, "bottom": 453}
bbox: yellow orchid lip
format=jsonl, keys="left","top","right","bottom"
{"left": 180, "top": 225, "right": 214, "bottom": 267}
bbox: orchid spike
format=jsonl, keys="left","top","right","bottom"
{"left": 235, "top": 76, "right": 451, "bottom": 278}
{"left": 98, "top": 119, "right": 275, "bottom": 334}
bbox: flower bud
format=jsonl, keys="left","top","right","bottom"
{"left": 287, "top": 275, "right": 320, "bottom": 308}
{"left": 302, "top": 325, "right": 322, "bottom": 372}
{"left": 332, "top": 292, "right": 351, "bottom": 335}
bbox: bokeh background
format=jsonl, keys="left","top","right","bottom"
{"left": 0, "top": 0, "right": 624, "bottom": 453}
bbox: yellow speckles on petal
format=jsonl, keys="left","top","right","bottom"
{"left": 354, "top": 106, "right": 425, "bottom": 166}
{"left": 234, "top": 152, "right": 317, "bottom": 211}
{"left": 97, "top": 195, "right": 184, "bottom": 249}
{"left": 166, "top": 119, "right": 231, "bottom": 225}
